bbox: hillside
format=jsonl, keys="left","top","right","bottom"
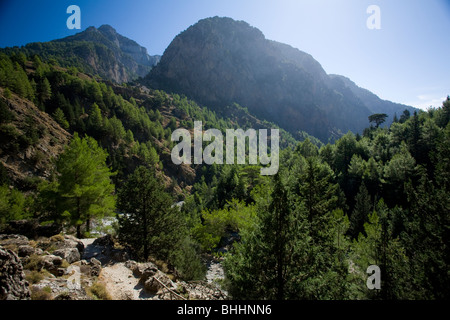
{"left": 145, "top": 16, "right": 415, "bottom": 141}
{"left": 1, "top": 25, "right": 160, "bottom": 83}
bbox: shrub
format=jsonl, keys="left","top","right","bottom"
{"left": 87, "top": 282, "right": 111, "bottom": 300}
{"left": 23, "top": 254, "right": 43, "bottom": 271}
{"left": 30, "top": 286, "right": 52, "bottom": 300}
{"left": 25, "top": 270, "right": 44, "bottom": 284}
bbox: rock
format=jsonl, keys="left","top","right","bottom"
{"left": 139, "top": 266, "right": 158, "bottom": 284}
{"left": 63, "top": 235, "right": 84, "bottom": 254}
{"left": 92, "top": 234, "right": 115, "bottom": 247}
{"left": 0, "top": 234, "right": 30, "bottom": 250}
{"left": 57, "top": 268, "right": 66, "bottom": 276}
{"left": 0, "top": 220, "right": 39, "bottom": 239}
{"left": 124, "top": 260, "right": 138, "bottom": 272}
{"left": 144, "top": 277, "right": 160, "bottom": 294}
{"left": 37, "top": 234, "right": 84, "bottom": 257}
{"left": 89, "top": 257, "right": 102, "bottom": 277}
{"left": 41, "top": 254, "right": 63, "bottom": 272}
{"left": 66, "top": 265, "right": 81, "bottom": 290}
{"left": 143, "top": 270, "right": 174, "bottom": 294}
{"left": 126, "top": 260, "right": 157, "bottom": 278}
{"left": 110, "top": 248, "right": 129, "bottom": 262}
{"left": 53, "top": 248, "right": 81, "bottom": 264}
{"left": 18, "top": 245, "right": 42, "bottom": 257}
{"left": 0, "top": 246, "right": 30, "bottom": 300}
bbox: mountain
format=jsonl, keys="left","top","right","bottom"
{"left": 4, "top": 25, "right": 160, "bottom": 83}
{"left": 329, "top": 74, "right": 416, "bottom": 124}
{"left": 145, "top": 17, "right": 414, "bottom": 141}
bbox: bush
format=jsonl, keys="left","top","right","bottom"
{"left": 87, "top": 282, "right": 111, "bottom": 300}
{"left": 23, "top": 254, "right": 44, "bottom": 271}
{"left": 170, "top": 237, "right": 206, "bottom": 281}
{"left": 25, "top": 270, "right": 44, "bottom": 284}
{"left": 30, "top": 286, "right": 52, "bottom": 300}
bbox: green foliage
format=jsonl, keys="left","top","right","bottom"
{"left": 369, "top": 113, "right": 388, "bottom": 128}
{"left": 224, "top": 166, "right": 348, "bottom": 300}
{"left": 192, "top": 199, "right": 256, "bottom": 251}
{"left": 87, "top": 282, "right": 112, "bottom": 300}
{"left": 0, "top": 184, "right": 31, "bottom": 223}
{"left": 117, "top": 166, "right": 204, "bottom": 280}
{"left": 56, "top": 133, "right": 116, "bottom": 237}
{"left": 0, "top": 97, "right": 14, "bottom": 123}
{"left": 52, "top": 108, "right": 69, "bottom": 129}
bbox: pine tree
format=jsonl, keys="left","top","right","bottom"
{"left": 295, "top": 156, "right": 340, "bottom": 244}
{"left": 349, "top": 183, "right": 372, "bottom": 238}
{"left": 224, "top": 172, "right": 308, "bottom": 299}
{"left": 117, "top": 166, "right": 185, "bottom": 262}
{"left": 56, "top": 133, "right": 115, "bottom": 238}
{"left": 37, "top": 77, "right": 51, "bottom": 103}
{"left": 52, "top": 108, "right": 69, "bottom": 130}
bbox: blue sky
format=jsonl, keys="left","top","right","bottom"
{"left": 1, "top": 0, "right": 449, "bottom": 110}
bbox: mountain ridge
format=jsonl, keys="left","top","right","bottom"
{"left": 145, "top": 16, "right": 415, "bottom": 141}
{"left": 2, "top": 24, "right": 160, "bottom": 83}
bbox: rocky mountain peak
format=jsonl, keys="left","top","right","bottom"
{"left": 146, "top": 16, "right": 413, "bottom": 141}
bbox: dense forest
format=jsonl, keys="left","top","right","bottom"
{"left": 0, "top": 51, "right": 449, "bottom": 299}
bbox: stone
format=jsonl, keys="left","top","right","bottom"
{"left": 53, "top": 248, "right": 81, "bottom": 264}
{"left": 144, "top": 277, "right": 160, "bottom": 294}
{"left": 89, "top": 257, "right": 102, "bottom": 277}
{"left": 0, "top": 234, "right": 30, "bottom": 249}
{"left": 143, "top": 270, "right": 174, "bottom": 295}
{"left": 63, "top": 235, "right": 84, "bottom": 254}
{"left": 41, "top": 254, "right": 63, "bottom": 272}
{"left": 0, "top": 246, "right": 30, "bottom": 300}
{"left": 139, "top": 266, "right": 158, "bottom": 285}
{"left": 92, "top": 234, "right": 115, "bottom": 247}
{"left": 18, "top": 245, "right": 39, "bottom": 257}
{"left": 126, "top": 261, "right": 157, "bottom": 278}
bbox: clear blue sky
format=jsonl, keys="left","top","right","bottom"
{"left": 1, "top": 0, "right": 449, "bottom": 110}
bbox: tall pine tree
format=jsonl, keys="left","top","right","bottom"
{"left": 56, "top": 133, "right": 115, "bottom": 238}
{"left": 117, "top": 166, "right": 185, "bottom": 262}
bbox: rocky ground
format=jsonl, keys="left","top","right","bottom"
{"left": 0, "top": 233, "right": 227, "bottom": 300}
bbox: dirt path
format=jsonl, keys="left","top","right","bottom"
{"left": 98, "top": 262, "right": 153, "bottom": 300}
{"left": 80, "top": 238, "right": 152, "bottom": 300}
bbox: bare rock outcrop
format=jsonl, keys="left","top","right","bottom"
{"left": 0, "top": 246, "right": 30, "bottom": 300}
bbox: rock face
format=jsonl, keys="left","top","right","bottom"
{"left": 22, "top": 24, "right": 160, "bottom": 83}
{"left": 0, "top": 246, "right": 30, "bottom": 300}
{"left": 146, "top": 16, "right": 413, "bottom": 141}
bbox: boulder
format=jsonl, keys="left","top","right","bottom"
{"left": 63, "top": 235, "right": 84, "bottom": 254}
{"left": 143, "top": 270, "right": 174, "bottom": 294}
{"left": 89, "top": 257, "right": 102, "bottom": 277}
{"left": 126, "top": 260, "right": 157, "bottom": 278}
{"left": 92, "top": 234, "right": 115, "bottom": 247}
{"left": 37, "top": 235, "right": 84, "bottom": 257}
{"left": 0, "top": 234, "right": 30, "bottom": 249}
{"left": 0, "top": 246, "right": 30, "bottom": 300}
{"left": 41, "top": 254, "right": 63, "bottom": 272}
{"left": 53, "top": 248, "right": 81, "bottom": 264}
{"left": 18, "top": 245, "right": 43, "bottom": 257}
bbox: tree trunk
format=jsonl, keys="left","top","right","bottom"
{"left": 86, "top": 216, "right": 90, "bottom": 235}
{"left": 143, "top": 195, "right": 148, "bottom": 260}
{"left": 76, "top": 197, "right": 81, "bottom": 238}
